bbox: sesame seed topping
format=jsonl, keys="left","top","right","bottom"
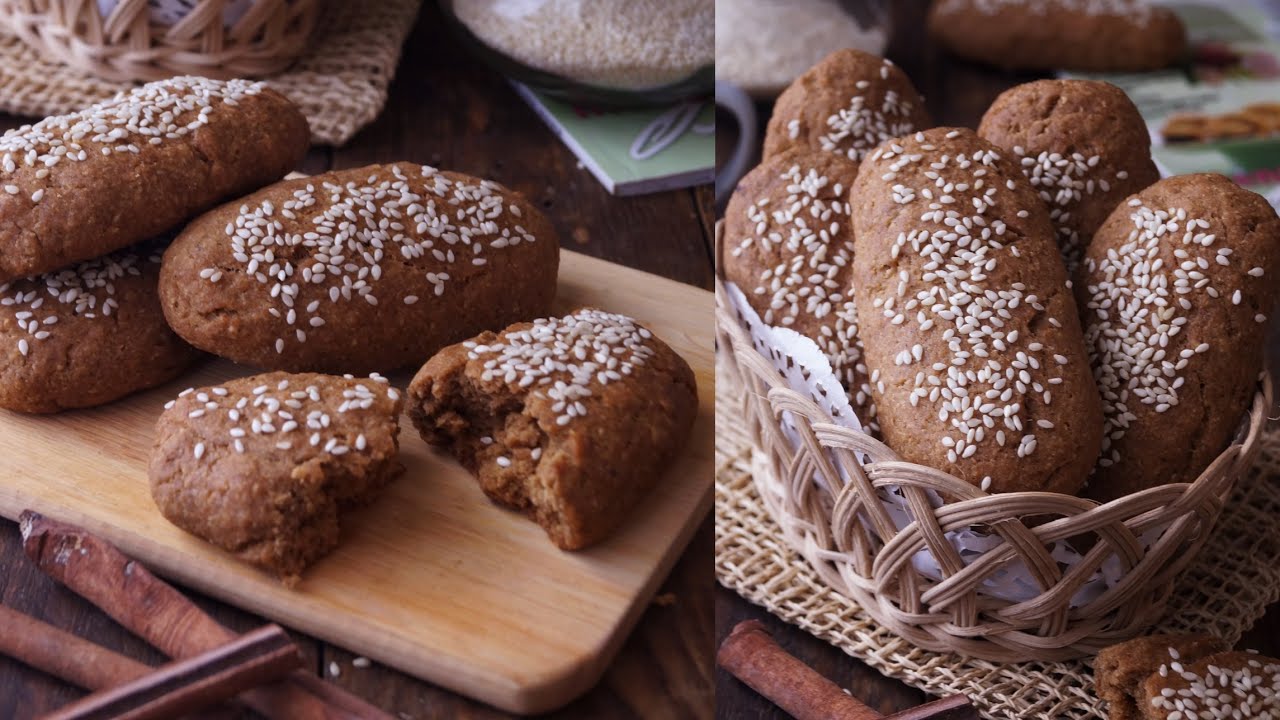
{"left": 465, "top": 308, "right": 655, "bottom": 427}
{"left": 211, "top": 164, "right": 537, "bottom": 357}
{"left": 171, "top": 373, "right": 398, "bottom": 463}
{"left": 801, "top": 61, "right": 920, "bottom": 162}
{"left": 1146, "top": 653, "right": 1279, "bottom": 718}
{"left": 1082, "top": 201, "right": 1246, "bottom": 469}
{"left": 730, "top": 161, "right": 877, "bottom": 431}
{"left": 2, "top": 248, "right": 155, "bottom": 357}
{"left": 863, "top": 130, "right": 1071, "bottom": 465}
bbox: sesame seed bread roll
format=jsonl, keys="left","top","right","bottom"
{"left": 159, "top": 163, "right": 560, "bottom": 374}
{"left": 928, "top": 0, "right": 1186, "bottom": 73}
{"left": 1139, "top": 651, "right": 1280, "bottom": 719}
{"left": 763, "top": 49, "right": 931, "bottom": 164}
{"left": 1078, "top": 174, "right": 1280, "bottom": 504}
{"left": 0, "top": 77, "right": 308, "bottom": 282}
{"left": 978, "top": 79, "right": 1160, "bottom": 273}
{"left": 0, "top": 243, "right": 200, "bottom": 413}
{"left": 722, "top": 150, "right": 877, "bottom": 431}
{"left": 849, "top": 128, "right": 1103, "bottom": 494}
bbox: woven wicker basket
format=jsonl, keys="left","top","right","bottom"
{"left": 0, "top": 0, "right": 317, "bottom": 82}
{"left": 714, "top": 221, "right": 1271, "bottom": 662}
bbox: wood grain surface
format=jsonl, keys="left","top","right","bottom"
{"left": 715, "top": 1, "right": 1280, "bottom": 717}
{"left": 0, "top": 2, "right": 715, "bottom": 718}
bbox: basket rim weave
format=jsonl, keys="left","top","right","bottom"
{"left": 0, "top": 0, "right": 319, "bottom": 82}
{"left": 714, "top": 220, "right": 1271, "bottom": 662}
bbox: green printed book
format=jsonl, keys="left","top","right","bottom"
{"left": 512, "top": 83, "right": 714, "bottom": 196}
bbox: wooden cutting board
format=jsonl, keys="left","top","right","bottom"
{"left": 0, "top": 250, "right": 713, "bottom": 715}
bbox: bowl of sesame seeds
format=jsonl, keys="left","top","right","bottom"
{"left": 440, "top": 0, "right": 713, "bottom": 108}
{"left": 714, "top": 220, "right": 1271, "bottom": 662}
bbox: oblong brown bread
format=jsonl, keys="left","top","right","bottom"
{"left": 150, "top": 371, "right": 405, "bottom": 585}
{"left": 159, "top": 163, "right": 560, "bottom": 374}
{"left": 0, "top": 76, "right": 308, "bottom": 282}
{"left": 763, "top": 48, "right": 931, "bottom": 164}
{"left": 407, "top": 308, "right": 698, "bottom": 550}
{"left": 978, "top": 79, "right": 1160, "bottom": 273}
{"left": 1078, "top": 174, "right": 1280, "bottom": 503}
{"left": 928, "top": 0, "right": 1187, "bottom": 73}
{"left": 0, "top": 243, "right": 200, "bottom": 413}
{"left": 849, "top": 127, "right": 1103, "bottom": 494}
{"left": 1139, "top": 651, "right": 1280, "bottom": 719}
{"left": 721, "top": 149, "right": 878, "bottom": 432}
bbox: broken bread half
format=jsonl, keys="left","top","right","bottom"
{"left": 150, "top": 371, "right": 405, "bottom": 585}
{"left": 408, "top": 307, "right": 698, "bottom": 550}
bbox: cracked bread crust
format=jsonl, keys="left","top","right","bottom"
{"left": 407, "top": 308, "right": 698, "bottom": 550}
{"left": 0, "top": 243, "right": 200, "bottom": 413}
{"left": 0, "top": 77, "right": 308, "bottom": 282}
{"left": 159, "top": 163, "right": 560, "bottom": 374}
{"left": 149, "top": 371, "right": 405, "bottom": 585}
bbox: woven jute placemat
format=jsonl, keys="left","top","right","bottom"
{"left": 715, "top": 364, "right": 1280, "bottom": 720}
{"left": 0, "top": 0, "right": 422, "bottom": 145}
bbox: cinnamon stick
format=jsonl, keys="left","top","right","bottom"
{"left": 20, "top": 511, "right": 395, "bottom": 720}
{"left": 43, "top": 624, "right": 300, "bottom": 720}
{"left": 0, "top": 603, "right": 151, "bottom": 691}
{"left": 718, "top": 621, "right": 977, "bottom": 720}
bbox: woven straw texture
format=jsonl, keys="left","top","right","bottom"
{"left": 0, "top": 0, "right": 420, "bottom": 145}
{"left": 0, "top": 0, "right": 318, "bottom": 82}
{"left": 716, "top": 370, "right": 1280, "bottom": 720}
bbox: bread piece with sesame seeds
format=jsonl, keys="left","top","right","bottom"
{"left": 0, "top": 76, "right": 308, "bottom": 282}
{"left": 763, "top": 49, "right": 931, "bottom": 164}
{"left": 0, "top": 242, "right": 200, "bottom": 413}
{"left": 1138, "top": 650, "right": 1280, "bottom": 719}
{"left": 158, "top": 162, "right": 560, "bottom": 374}
{"left": 722, "top": 149, "right": 878, "bottom": 431}
{"left": 978, "top": 79, "right": 1160, "bottom": 274}
{"left": 149, "top": 371, "right": 404, "bottom": 585}
{"left": 928, "top": 0, "right": 1186, "bottom": 73}
{"left": 407, "top": 308, "right": 697, "bottom": 550}
{"left": 1095, "top": 634, "right": 1229, "bottom": 720}
{"left": 849, "top": 127, "right": 1103, "bottom": 494}
{"left": 1078, "top": 173, "right": 1280, "bottom": 504}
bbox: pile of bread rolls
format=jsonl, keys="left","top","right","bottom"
{"left": 724, "top": 49, "right": 1280, "bottom": 501}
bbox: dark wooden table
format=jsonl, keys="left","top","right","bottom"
{"left": 0, "top": 4, "right": 714, "bottom": 718}
{"left": 715, "top": 1, "right": 1280, "bottom": 717}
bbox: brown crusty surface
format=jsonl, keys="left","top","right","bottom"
{"left": 149, "top": 371, "right": 404, "bottom": 585}
{"left": 1078, "top": 174, "right": 1280, "bottom": 503}
{"left": 1094, "top": 634, "right": 1229, "bottom": 720}
{"left": 0, "top": 243, "right": 200, "bottom": 413}
{"left": 928, "top": 0, "right": 1187, "bottom": 73}
{"left": 721, "top": 149, "right": 877, "bottom": 431}
{"left": 763, "top": 48, "right": 931, "bottom": 163}
{"left": 0, "top": 76, "right": 308, "bottom": 282}
{"left": 849, "top": 127, "right": 1103, "bottom": 494}
{"left": 978, "top": 79, "right": 1161, "bottom": 273}
{"left": 407, "top": 308, "right": 697, "bottom": 550}
{"left": 159, "top": 162, "right": 560, "bottom": 374}
{"left": 1138, "top": 650, "right": 1280, "bottom": 719}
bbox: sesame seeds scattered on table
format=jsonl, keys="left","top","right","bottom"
{"left": 463, "top": 309, "right": 656, "bottom": 428}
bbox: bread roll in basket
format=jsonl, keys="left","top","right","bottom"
{"left": 714, "top": 220, "right": 1270, "bottom": 662}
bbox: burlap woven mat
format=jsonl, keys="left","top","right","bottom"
{"left": 715, "top": 362, "right": 1280, "bottom": 720}
{"left": 0, "top": 0, "right": 422, "bottom": 145}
